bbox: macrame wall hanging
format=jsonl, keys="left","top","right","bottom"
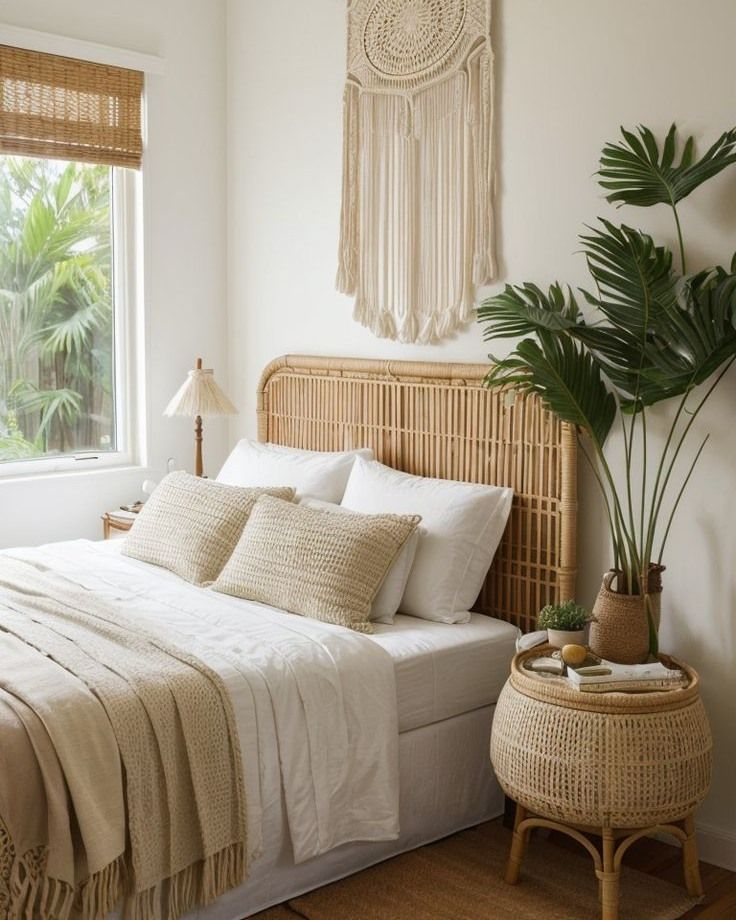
{"left": 337, "top": 0, "right": 495, "bottom": 344}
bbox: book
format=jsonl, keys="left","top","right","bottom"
{"left": 566, "top": 660, "right": 687, "bottom": 693}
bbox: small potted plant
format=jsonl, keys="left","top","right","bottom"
{"left": 537, "top": 601, "right": 590, "bottom": 649}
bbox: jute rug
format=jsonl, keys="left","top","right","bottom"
{"left": 252, "top": 821, "right": 697, "bottom": 919}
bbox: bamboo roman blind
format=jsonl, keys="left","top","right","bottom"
{"left": 0, "top": 44, "right": 143, "bottom": 168}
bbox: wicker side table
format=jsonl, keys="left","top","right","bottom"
{"left": 490, "top": 648, "right": 712, "bottom": 920}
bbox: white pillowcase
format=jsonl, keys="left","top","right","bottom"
{"left": 217, "top": 440, "right": 373, "bottom": 503}
{"left": 341, "top": 458, "right": 513, "bottom": 624}
{"left": 301, "top": 498, "right": 420, "bottom": 624}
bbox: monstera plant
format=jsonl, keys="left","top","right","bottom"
{"left": 478, "top": 124, "right": 736, "bottom": 662}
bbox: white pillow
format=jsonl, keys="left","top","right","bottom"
{"left": 217, "top": 440, "right": 373, "bottom": 503}
{"left": 341, "top": 458, "right": 513, "bottom": 624}
{"left": 301, "top": 498, "right": 420, "bottom": 624}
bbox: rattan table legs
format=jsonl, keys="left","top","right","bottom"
{"left": 503, "top": 801, "right": 703, "bottom": 920}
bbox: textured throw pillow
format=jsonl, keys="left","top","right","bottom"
{"left": 216, "top": 439, "right": 374, "bottom": 502}
{"left": 341, "top": 458, "right": 513, "bottom": 624}
{"left": 123, "top": 472, "right": 295, "bottom": 585}
{"left": 300, "top": 497, "right": 420, "bottom": 624}
{"left": 213, "top": 494, "right": 420, "bottom": 633}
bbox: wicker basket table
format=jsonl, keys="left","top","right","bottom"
{"left": 490, "top": 648, "right": 712, "bottom": 920}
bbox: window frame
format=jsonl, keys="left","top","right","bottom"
{"left": 0, "top": 165, "right": 142, "bottom": 479}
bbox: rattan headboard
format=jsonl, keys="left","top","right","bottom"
{"left": 257, "top": 355, "right": 577, "bottom": 633}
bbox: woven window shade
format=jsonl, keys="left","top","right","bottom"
{"left": 0, "top": 44, "right": 143, "bottom": 168}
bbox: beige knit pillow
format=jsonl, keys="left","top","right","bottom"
{"left": 123, "top": 472, "right": 295, "bottom": 585}
{"left": 212, "top": 494, "right": 421, "bottom": 633}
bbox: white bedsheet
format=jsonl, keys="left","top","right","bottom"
{"left": 3, "top": 540, "right": 400, "bottom": 865}
{"left": 369, "top": 613, "right": 518, "bottom": 732}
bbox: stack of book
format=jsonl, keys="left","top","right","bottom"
{"left": 523, "top": 654, "right": 687, "bottom": 693}
{"left": 566, "top": 660, "right": 687, "bottom": 693}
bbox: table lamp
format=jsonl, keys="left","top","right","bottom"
{"left": 164, "top": 358, "right": 237, "bottom": 477}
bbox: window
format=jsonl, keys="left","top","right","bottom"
{"left": 0, "top": 43, "right": 143, "bottom": 474}
{"left": 0, "top": 156, "right": 120, "bottom": 466}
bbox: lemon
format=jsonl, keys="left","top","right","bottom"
{"left": 561, "top": 644, "right": 587, "bottom": 667}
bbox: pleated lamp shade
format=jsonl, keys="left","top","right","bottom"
{"left": 164, "top": 358, "right": 237, "bottom": 476}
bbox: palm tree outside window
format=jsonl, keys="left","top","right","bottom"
{"left": 0, "top": 156, "right": 121, "bottom": 465}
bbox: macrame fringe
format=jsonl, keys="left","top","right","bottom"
{"left": 5, "top": 849, "right": 125, "bottom": 920}
{"left": 336, "top": 81, "right": 360, "bottom": 294}
{"left": 7, "top": 852, "right": 73, "bottom": 920}
{"left": 348, "top": 70, "right": 481, "bottom": 344}
{"left": 341, "top": 62, "right": 492, "bottom": 344}
{"left": 353, "top": 294, "right": 474, "bottom": 345}
{"left": 467, "top": 47, "right": 495, "bottom": 284}
{"left": 2, "top": 831, "right": 244, "bottom": 920}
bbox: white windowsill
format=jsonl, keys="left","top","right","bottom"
{"left": 0, "top": 462, "right": 147, "bottom": 486}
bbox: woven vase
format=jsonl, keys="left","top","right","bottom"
{"left": 589, "top": 567, "right": 664, "bottom": 664}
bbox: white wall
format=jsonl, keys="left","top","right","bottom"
{"left": 226, "top": 0, "right": 736, "bottom": 866}
{"left": 0, "top": 0, "right": 230, "bottom": 548}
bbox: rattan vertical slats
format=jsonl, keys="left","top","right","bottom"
{"left": 257, "top": 356, "right": 577, "bottom": 633}
{"left": 0, "top": 44, "right": 143, "bottom": 168}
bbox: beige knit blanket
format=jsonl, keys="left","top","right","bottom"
{"left": 0, "top": 557, "right": 247, "bottom": 920}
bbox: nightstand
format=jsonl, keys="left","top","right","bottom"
{"left": 491, "top": 648, "right": 712, "bottom": 920}
{"left": 102, "top": 509, "right": 138, "bottom": 539}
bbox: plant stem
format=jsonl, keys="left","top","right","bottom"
{"left": 590, "top": 434, "right": 640, "bottom": 587}
{"left": 578, "top": 434, "right": 620, "bottom": 569}
{"left": 672, "top": 203, "right": 687, "bottom": 274}
{"left": 646, "top": 358, "right": 734, "bottom": 562}
{"left": 644, "top": 390, "right": 689, "bottom": 563}
{"left": 658, "top": 434, "right": 710, "bottom": 561}
{"left": 639, "top": 406, "right": 647, "bottom": 565}
{"left": 621, "top": 409, "right": 637, "bottom": 566}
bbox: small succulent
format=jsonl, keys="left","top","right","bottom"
{"left": 537, "top": 600, "right": 590, "bottom": 632}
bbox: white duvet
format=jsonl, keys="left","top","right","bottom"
{"left": 3, "top": 540, "right": 400, "bottom": 866}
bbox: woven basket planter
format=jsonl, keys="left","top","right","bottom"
{"left": 589, "top": 567, "right": 664, "bottom": 664}
{"left": 491, "top": 650, "right": 712, "bottom": 829}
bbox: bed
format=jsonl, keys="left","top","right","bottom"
{"left": 0, "top": 355, "right": 577, "bottom": 920}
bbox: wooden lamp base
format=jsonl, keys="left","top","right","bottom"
{"left": 194, "top": 414, "right": 203, "bottom": 477}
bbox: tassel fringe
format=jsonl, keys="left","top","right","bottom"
{"left": 2, "top": 832, "right": 245, "bottom": 920}
{"left": 353, "top": 294, "right": 475, "bottom": 345}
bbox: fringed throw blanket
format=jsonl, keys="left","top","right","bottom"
{"left": 0, "top": 558, "right": 247, "bottom": 920}
{"left": 337, "top": 0, "right": 495, "bottom": 343}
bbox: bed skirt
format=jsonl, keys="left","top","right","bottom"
{"left": 172, "top": 704, "right": 502, "bottom": 920}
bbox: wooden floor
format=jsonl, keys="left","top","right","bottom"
{"left": 545, "top": 823, "right": 736, "bottom": 918}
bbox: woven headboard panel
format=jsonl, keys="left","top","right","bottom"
{"left": 257, "top": 355, "right": 577, "bottom": 633}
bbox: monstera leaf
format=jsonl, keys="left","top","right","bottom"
{"left": 477, "top": 282, "right": 582, "bottom": 339}
{"left": 486, "top": 332, "right": 616, "bottom": 446}
{"left": 580, "top": 220, "right": 677, "bottom": 337}
{"left": 599, "top": 124, "right": 736, "bottom": 208}
{"left": 639, "top": 266, "right": 736, "bottom": 394}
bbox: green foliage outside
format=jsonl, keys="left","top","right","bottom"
{"left": 0, "top": 156, "right": 114, "bottom": 462}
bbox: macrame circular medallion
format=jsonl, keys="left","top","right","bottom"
{"left": 363, "top": 0, "right": 467, "bottom": 80}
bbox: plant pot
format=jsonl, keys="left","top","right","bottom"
{"left": 546, "top": 628, "right": 586, "bottom": 649}
{"left": 589, "top": 566, "right": 664, "bottom": 664}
